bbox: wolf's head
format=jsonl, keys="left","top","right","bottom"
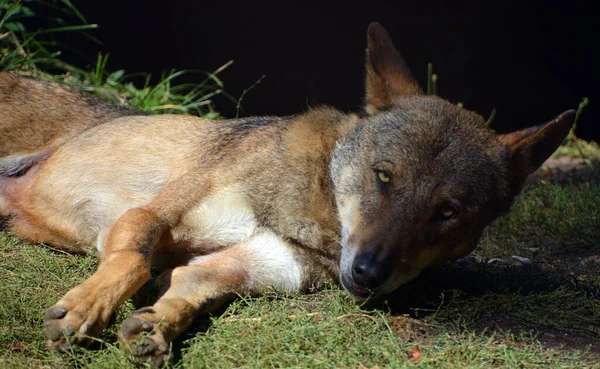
{"left": 331, "top": 22, "right": 575, "bottom": 299}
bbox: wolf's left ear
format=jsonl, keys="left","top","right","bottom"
{"left": 365, "top": 22, "right": 423, "bottom": 114}
{"left": 498, "top": 109, "right": 576, "bottom": 194}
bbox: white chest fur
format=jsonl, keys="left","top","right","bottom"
{"left": 175, "top": 189, "right": 258, "bottom": 247}
{"left": 178, "top": 189, "right": 304, "bottom": 292}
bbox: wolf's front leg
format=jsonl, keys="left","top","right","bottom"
{"left": 120, "top": 229, "right": 303, "bottom": 366}
{"left": 120, "top": 258, "right": 246, "bottom": 367}
{"left": 44, "top": 207, "right": 166, "bottom": 350}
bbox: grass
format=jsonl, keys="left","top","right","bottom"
{"left": 479, "top": 177, "right": 600, "bottom": 258}
{"left": 0, "top": 0, "right": 229, "bottom": 118}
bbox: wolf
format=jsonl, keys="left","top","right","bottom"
{"left": 0, "top": 22, "right": 574, "bottom": 365}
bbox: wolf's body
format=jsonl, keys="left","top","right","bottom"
{"left": 0, "top": 23, "right": 574, "bottom": 365}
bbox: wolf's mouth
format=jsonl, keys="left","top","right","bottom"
{"left": 340, "top": 274, "right": 373, "bottom": 299}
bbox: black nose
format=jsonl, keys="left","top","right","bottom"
{"left": 351, "top": 252, "right": 391, "bottom": 290}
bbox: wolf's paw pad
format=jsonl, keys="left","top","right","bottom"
{"left": 44, "top": 305, "right": 94, "bottom": 351}
{"left": 120, "top": 315, "right": 155, "bottom": 340}
{"left": 121, "top": 316, "right": 170, "bottom": 368}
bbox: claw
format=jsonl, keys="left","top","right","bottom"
{"left": 129, "top": 337, "right": 159, "bottom": 356}
{"left": 151, "top": 355, "right": 166, "bottom": 368}
{"left": 134, "top": 307, "right": 156, "bottom": 314}
{"left": 120, "top": 314, "right": 169, "bottom": 367}
{"left": 120, "top": 316, "right": 154, "bottom": 341}
{"left": 45, "top": 306, "right": 68, "bottom": 320}
{"left": 128, "top": 336, "right": 169, "bottom": 368}
{"left": 44, "top": 322, "right": 65, "bottom": 341}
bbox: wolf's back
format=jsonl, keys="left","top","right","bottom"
{"left": 0, "top": 73, "right": 144, "bottom": 157}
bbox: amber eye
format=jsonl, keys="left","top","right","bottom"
{"left": 438, "top": 205, "right": 457, "bottom": 220}
{"left": 376, "top": 170, "right": 390, "bottom": 184}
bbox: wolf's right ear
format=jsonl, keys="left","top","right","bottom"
{"left": 365, "top": 22, "right": 423, "bottom": 114}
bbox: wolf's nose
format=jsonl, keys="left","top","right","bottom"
{"left": 351, "top": 252, "right": 390, "bottom": 290}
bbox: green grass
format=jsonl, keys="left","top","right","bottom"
{"left": 1, "top": 0, "right": 229, "bottom": 118}
{"left": 479, "top": 177, "right": 600, "bottom": 259}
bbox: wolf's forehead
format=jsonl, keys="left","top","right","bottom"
{"left": 370, "top": 119, "right": 478, "bottom": 156}
{"left": 365, "top": 120, "right": 499, "bottom": 184}
{"left": 384, "top": 103, "right": 489, "bottom": 141}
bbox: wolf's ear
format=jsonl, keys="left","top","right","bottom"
{"left": 498, "top": 109, "right": 576, "bottom": 194}
{"left": 365, "top": 22, "right": 423, "bottom": 114}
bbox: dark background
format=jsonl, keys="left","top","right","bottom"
{"left": 61, "top": 0, "right": 597, "bottom": 140}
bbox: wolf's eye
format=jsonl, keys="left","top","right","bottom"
{"left": 437, "top": 205, "right": 457, "bottom": 220}
{"left": 376, "top": 170, "right": 390, "bottom": 184}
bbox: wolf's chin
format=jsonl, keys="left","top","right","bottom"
{"left": 340, "top": 268, "right": 423, "bottom": 300}
{"left": 340, "top": 274, "right": 372, "bottom": 299}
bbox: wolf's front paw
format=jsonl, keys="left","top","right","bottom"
{"left": 120, "top": 313, "right": 170, "bottom": 368}
{"left": 44, "top": 288, "right": 113, "bottom": 351}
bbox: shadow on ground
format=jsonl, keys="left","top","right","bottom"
{"left": 384, "top": 255, "right": 599, "bottom": 353}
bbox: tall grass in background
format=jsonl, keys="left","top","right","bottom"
{"left": 0, "top": 0, "right": 229, "bottom": 118}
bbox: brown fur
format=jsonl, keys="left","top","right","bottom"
{"left": 0, "top": 22, "right": 574, "bottom": 366}
{"left": 0, "top": 73, "right": 142, "bottom": 157}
